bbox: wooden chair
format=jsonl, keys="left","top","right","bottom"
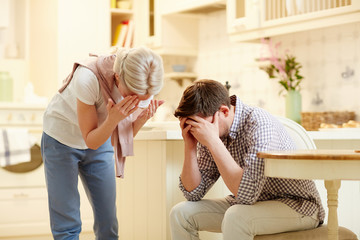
{"left": 253, "top": 117, "right": 358, "bottom": 240}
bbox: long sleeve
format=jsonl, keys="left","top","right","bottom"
{"left": 235, "top": 124, "right": 281, "bottom": 204}
{"left": 179, "top": 144, "right": 220, "bottom": 201}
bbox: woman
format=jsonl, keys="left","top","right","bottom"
{"left": 41, "top": 46, "right": 164, "bottom": 240}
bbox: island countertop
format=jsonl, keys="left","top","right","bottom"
{"left": 135, "top": 121, "right": 182, "bottom": 140}
{"left": 136, "top": 121, "right": 360, "bottom": 141}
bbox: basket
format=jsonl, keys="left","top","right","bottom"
{"left": 301, "top": 111, "right": 356, "bottom": 131}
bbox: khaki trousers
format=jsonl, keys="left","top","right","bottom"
{"left": 170, "top": 198, "right": 319, "bottom": 240}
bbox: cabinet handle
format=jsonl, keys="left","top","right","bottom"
{"left": 13, "top": 193, "right": 29, "bottom": 198}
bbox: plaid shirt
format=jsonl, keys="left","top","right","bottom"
{"left": 179, "top": 95, "right": 325, "bottom": 223}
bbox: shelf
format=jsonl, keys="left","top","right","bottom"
{"left": 308, "top": 130, "right": 360, "bottom": 140}
{"left": 165, "top": 72, "right": 197, "bottom": 80}
{"left": 110, "top": 8, "right": 133, "bottom": 23}
{"left": 154, "top": 47, "right": 198, "bottom": 57}
{"left": 110, "top": 8, "right": 133, "bottom": 15}
{"left": 165, "top": 72, "right": 197, "bottom": 86}
{"left": 162, "top": 0, "right": 226, "bottom": 15}
{"left": 0, "top": 102, "right": 46, "bottom": 110}
{"left": 110, "top": 6, "right": 134, "bottom": 47}
{"left": 0, "top": 58, "right": 27, "bottom": 67}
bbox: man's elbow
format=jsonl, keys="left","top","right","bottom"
{"left": 235, "top": 196, "right": 257, "bottom": 205}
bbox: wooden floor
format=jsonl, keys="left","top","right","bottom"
{"left": 0, "top": 232, "right": 95, "bottom": 240}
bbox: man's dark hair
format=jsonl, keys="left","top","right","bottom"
{"left": 174, "top": 79, "right": 230, "bottom": 118}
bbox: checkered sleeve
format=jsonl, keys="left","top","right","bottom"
{"left": 235, "top": 123, "right": 279, "bottom": 204}
{"left": 179, "top": 144, "right": 220, "bottom": 201}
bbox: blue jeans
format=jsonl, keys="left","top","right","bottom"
{"left": 41, "top": 132, "right": 118, "bottom": 240}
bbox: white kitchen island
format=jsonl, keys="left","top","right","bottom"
{"left": 116, "top": 124, "right": 229, "bottom": 240}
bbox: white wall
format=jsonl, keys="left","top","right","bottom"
{"left": 195, "top": 10, "right": 360, "bottom": 120}
{"left": 157, "top": 10, "right": 360, "bottom": 123}
{"left": 27, "top": 0, "right": 110, "bottom": 100}
{"left": 57, "top": 0, "right": 110, "bottom": 88}
{"left": 28, "top": 0, "right": 58, "bottom": 99}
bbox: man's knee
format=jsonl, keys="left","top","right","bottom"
{"left": 170, "top": 200, "right": 205, "bottom": 229}
{"left": 170, "top": 201, "right": 193, "bottom": 223}
{"left": 224, "top": 204, "right": 254, "bottom": 221}
{"left": 222, "top": 204, "right": 253, "bottom": 237}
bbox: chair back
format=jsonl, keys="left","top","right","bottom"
{"left": 277, "top": 116, "right": 316, "bottom": 150}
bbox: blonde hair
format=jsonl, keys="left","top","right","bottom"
{"left": 113, "top": 46, "right": 164, "bottom": 95}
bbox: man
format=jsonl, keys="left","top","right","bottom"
{"left": 170, "top": 79, "right": 324, "bottom": 240}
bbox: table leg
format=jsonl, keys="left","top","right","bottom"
{"left": 324, "top": 180, "right": 341, "bottom": 240}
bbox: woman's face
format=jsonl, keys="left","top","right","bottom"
{"left": 115, "top": 73, "right": 151, "bottom": 101}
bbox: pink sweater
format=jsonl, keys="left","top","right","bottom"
{"left": 59, "top": 54, "right": 133, "bottom": 178}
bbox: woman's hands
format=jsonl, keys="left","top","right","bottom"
{"left": 106, "top": 96, "right": 139, "bottom": 125}
{"left": 137, "top": 99, "right": 165, "bottom": 123}
{"left": 133, "top": 99, "right": 165, "bottom": 136}
{"left": 78, "top": 97, "right": 139, "bottom": 150}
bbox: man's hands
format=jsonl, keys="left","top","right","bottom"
{"left": 180, "top": 117, "right": 198, "bottom": 151}
{"left": 180, "top": 112, "right": 221, "bottom": 149}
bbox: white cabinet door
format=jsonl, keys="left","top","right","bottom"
{"left": 0, "top": 0, "right": 9, "bottom": 28}
{"left": 134, "top": 0, "right": 199, "bottom": 56}
{"left": 227, "top": 0, "right": 360, "bottom": 42}
{"left": 116, "top": 139, "right": 231, "bottom": 240}
{"left": 227, "top": 0, "right": 261, "bottom": 34}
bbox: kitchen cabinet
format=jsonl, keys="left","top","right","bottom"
{"left": 110, "top": 8, "right": 134, "bottom": 47}
{"left": 0, "top": 0, "right": 55, "bottom": 101}
{"left": 227, "top": 0, "right": 360, "bottom": 42}
{"left": 0, "top": 0, "right": 28, "bottom": 59}
{"left": 0, "top": 180, "right": 95, "bottom": 239}
{"left": 162, "top": 0, "right": 226, "bottom": 15}
{"left": 116, "top": 128, "right": 230, "bottom": 240}
{"left": 2, "top": 0, "right": 109, "bottom": 102}
{"left": 134, "top": 0, "right": 200, "bottom": 56}
{"left": 0, "top": 104, "right": 95, "bottom": 239}
{"left": 0, "top": 0, "right": 10, "bottom": 28}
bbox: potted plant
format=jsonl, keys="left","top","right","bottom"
{"left": 259, "top": 39, "right": 304, "bottom": 124}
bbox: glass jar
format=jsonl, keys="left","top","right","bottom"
{"left": 0, "top": 71, "right": 13, "bottom": 102}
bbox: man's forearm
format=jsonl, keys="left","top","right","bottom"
{"left": 207, "top": 139, "right": 243, "bottom": 197}
{"left": 181, "top": 147, "right": 202, "bottom": 192}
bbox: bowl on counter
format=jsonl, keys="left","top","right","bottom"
{"left": 171, "top": 64, "right": 186, "bottom": 72}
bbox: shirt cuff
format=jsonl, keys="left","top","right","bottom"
{"left": 179, "top": 176, "right": 206, "bottom": 201}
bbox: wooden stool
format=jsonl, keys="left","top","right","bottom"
{"left": 254, "top": 225, "right": 358, "bottom": 240}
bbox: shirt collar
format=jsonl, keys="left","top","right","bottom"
{"left": 228, "top": 95, "right": 242, "bottom": 140}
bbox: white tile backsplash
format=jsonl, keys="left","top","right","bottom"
{"left": 156, "top": 10, "right": 359, "bottom": 121}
